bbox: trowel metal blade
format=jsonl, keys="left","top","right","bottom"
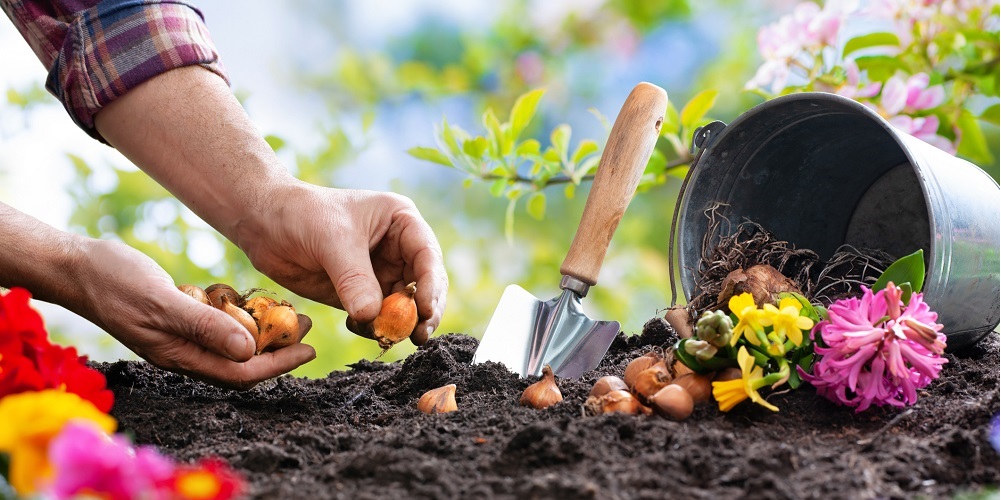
{"left": 472, "top": 285, "right": 620, "bottom": 378}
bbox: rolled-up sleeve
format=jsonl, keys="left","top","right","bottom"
{"left": 1, "top": 0, "right": 228, "bottom": 141}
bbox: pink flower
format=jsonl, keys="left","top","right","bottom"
{"left": 880, "top": 73, "right": 945, "bottom": 115}
{"left": 835, "top": 60, "right": 882, "bottom": 99}
{"left": 748, "top": 0, "right": 859, "bottom": 93}
{"left": 46, "top": 422, "right": 175, "bottom": 500}
{"left": 888, "top": 114, "right": 957, "bottom": 153}
{"left": 799, "top": 283, "right": 948, "bottom": 412}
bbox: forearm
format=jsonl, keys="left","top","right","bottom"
{"left": 93, "top": 66, "right": 297, "bottom": 250}
{"left": 0, "top": 202, "right": 86, "bottom": 306}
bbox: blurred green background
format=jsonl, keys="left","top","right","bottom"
{"left": 1, "top": 0, "right": 997, "bottom": 378}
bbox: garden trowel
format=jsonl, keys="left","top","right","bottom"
{"left": 473, "top": 82, "right": 668, "bottom": 378}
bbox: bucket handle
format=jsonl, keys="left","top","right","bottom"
{"left": 668, "top": 120, "right": 727, "bottom": 307}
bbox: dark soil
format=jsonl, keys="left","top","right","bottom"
{"left": 99, "top": 320, "right": 1000, "bottom": 500}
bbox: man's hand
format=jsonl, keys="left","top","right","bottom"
{"left": 237, "top": 184, "right": 448, "bottom": 345}
{"left": 73, "top": 239, "right": 316, "bottom": 389}
{"left": 94, "top": 66, "right": 449, "bottom": 347}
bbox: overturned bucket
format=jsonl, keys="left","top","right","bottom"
{"left": 676, "top": 92, "right": 1000, "bottom": 349}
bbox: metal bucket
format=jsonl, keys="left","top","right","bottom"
{"left": 676, "top": 92, "right": 1000, "bottom": 349}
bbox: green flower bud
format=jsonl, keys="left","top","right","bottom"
{"left": 683, "top": 339, "right": 718, "bottom": 362}
{"left": 696, "top": 310, "right": 734, "bottom": 347}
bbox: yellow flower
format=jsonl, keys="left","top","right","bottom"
{"left": 711, "top": 378, "right": 747, "bottom": 412}
{"left": 711, "top": 346, "right": 779, "bottom": 412}
{"left": 763, "top": 297, "right": 814, "bottom": 346}
{"left": 0, "top": 390, "right": 116, "bottom": 494}
{"left": 728, "top": 293, "right": 772, "bottom": 346}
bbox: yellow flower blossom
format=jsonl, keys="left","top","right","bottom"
{"left": 711, "top": 346, "right": 779, "bottom": 412}
{"left": 0, "top": 390, "right": 116, "bottom": 494}
{"left": 763, "top": 297, "right": 814, "bottom": 346}
{"left": 728, "top": 293, "right": 772, "bottom": 346}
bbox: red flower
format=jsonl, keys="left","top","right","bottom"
{"left": 0, "top": 288, "right": 48, "bottom": 347}
{"left": 0, "top": 288, "right": 113, "bottom": 412}
{"left": 35, "top": 344, "right": 115, "bottom": 413}
{"left": 171, "top": 458, "right": 245, "bottom": 500}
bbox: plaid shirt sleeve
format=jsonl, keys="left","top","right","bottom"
{"left": 1, "top": 0, "right": 228, "bottom": 141}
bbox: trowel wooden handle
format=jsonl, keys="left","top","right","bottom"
{"left": 560, "top": 82, "right": 668, "bottom": 286}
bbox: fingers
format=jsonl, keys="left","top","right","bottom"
{"left": 322, "top": 235, "right": 384, "bottom": 324}
{"left": 163, "top": 288, "right": 256, "bottom": 362}
{"left": 397, "top": 215, "right": 448, "bottom": 345}
{"left": 165, "top": 341, "right": 317, "bottom": 390}
{"left": 297, "top": 313, "right": 312, "bottom": 341}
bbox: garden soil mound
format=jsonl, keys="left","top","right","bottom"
{"left": 99, "top": 320, "right": 1000, "bottom": 499}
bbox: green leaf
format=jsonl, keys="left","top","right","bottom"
{"left": 662, "top": 100, "right": 681, "bottom": 135}
{"left": 571, "top": 139, "right": 599, "bottom": 165}
{"left": 509, "top": 89, "right": 546, "bottom": 140}
{"left": 550, "top": 124, "right": 571, "bottom": 162}
{"left": 873, "top": 249, "right": 926, "bottom": 294}
{"left": 408, "top": 146, "right": 453, "bottom": 166}
{"left": 981, "top": 104, "right": 1000, "bottom": 125}
{"left": 440, "top": 119, "right": 462, "bottom": 156}
{"left": 587, "top": 107, "right": 612, "bottom": 131}
{"left": 842, "top": 32, "right": 900, "bottom": 56}
{"left": 645, "top": 148, "right": 667, "bottom": 174}
{"left": 564, "top": 183, "right": 576, "bottom": 199}
{"left": 526, "top": 192, "right": 546, "bottom": 220}
{"left": 957, "top": 109, "right": 994, "bottom": 165}
{"left": 462, "top": 137, "right": 489, "bottom": 159}
{"left": 483, "top": 108, "right": 504, "bottom": 156}
{"left": 787, "top": 368, "right": 803, "bottom": 389}
{"left": 898, "top": 282, "right": 914, "bottom": 306}
{"left": 854, "top": 55, "right": 908, "bottom": 82}
{"left": 66, "top": 153, "right": 92, "bottom": 177}
{"left": 489, "top": 178, "right": 507, "bottom": 197}
{"left": 6, "top": 88, "right": 25, "bottom": 107}
{"left": 264, "top": 135, "right": 286, "bottom": 152}
{"left": 462, "top": 178, "right": 474, "bottom": 189}
{"left": 680, "top": 89, "right": 718, "bottom": 130}
{"left": 516, "top": 139, "right": 541, "bottom": 156}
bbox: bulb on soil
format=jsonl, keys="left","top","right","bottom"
{"left": 623, "top": 351, "right": 662, "bottom": 390}
{"left": 418, "top": 384, "right": 457, "bottom": 414}
{"left": 520, "top": 365, "right": 563, "bottom": 409}
{"left": 178, "top": 284, "right": 210, "bottom": 305}
{"left": 347, "top": 282, "right": 419, "bottom": 352}
{"left": 257, "top": 305, "right": 299, "bottom": 354}
{"left": 670, "top": 373, "right": 712, "bottom": 403}
{"left": 650, "top": 384, "right": 694, "bottom": 420}
{"left": 632, "top": 362, "right": 672, "bottom": 404}
{"left": 206, "top": 283, "right": 242, "bottom": 309}
{"left": 672, "top": 359, "right": 695, "bottom": 378}
{"left": 585, "top": 390, "right": 647, "bottom": 416}
{"left": 220, "top": 296, "right": 258, "bottom": 343}
{"left": 589, "top": 376, "right": 628, "bottom": 398}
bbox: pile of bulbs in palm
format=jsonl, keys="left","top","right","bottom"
{"left": 418, "top": 220, "right": 948, "bottom": 419}
{"left": 178, "top": 283, "right": 309, "bottom": 354}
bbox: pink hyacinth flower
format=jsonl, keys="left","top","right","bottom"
{"left": 47, "top": 421, "right": 176, "bottom": 500}
{"left": 799, "top": 283, "right": 948, "bottom": 412}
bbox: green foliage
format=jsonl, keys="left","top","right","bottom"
{"left": 409, "top": 88, "right": 611, "bottom": 241}
{"left": 873, "top": 249, "right": 926, "bottom": 303}
{"left": 409, "top": 88, "right": 721, "bottom": 236}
